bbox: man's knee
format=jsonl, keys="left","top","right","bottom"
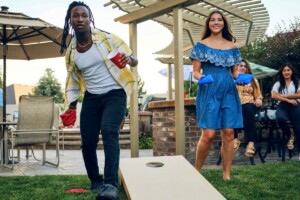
{"left": 81, "top": 142, "right": 98, "bottom": 152}
{"left": 101, "top": 125, "right": 119, "bottom": 138}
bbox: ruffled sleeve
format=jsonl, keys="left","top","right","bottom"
{"left": 189, "top": 42, "right": 241, "bottom": 67}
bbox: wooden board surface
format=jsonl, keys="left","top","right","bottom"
{"left": 119, "top": 155, "right": 226, "bottom": 200}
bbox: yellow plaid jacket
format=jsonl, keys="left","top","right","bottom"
{"left": 64, "top": 28, "right": 137, "bottom": 103}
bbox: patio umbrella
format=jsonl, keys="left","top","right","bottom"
{"left": 159, "top": 63, "right": 278, "bottom": 80}
{"left": 249, "top": 62, "right": 278, "bottom": 79}
{"left": 158, "top": 65, "right": 197, "bottom": 97}
{"left": 0, "top": 6, "right": 69, "bottom": 121}
{"left": 158, "top": 65, "right": 197, "bottom": 82}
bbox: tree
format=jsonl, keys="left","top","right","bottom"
{"left": 241, "top": 17, "right": 300, "bottom": 72}
{"left": 240, "top": 17, "right": 300, "bottom": 98}
{"left": 33, "top": 68, "right": 64, "bottom": 103}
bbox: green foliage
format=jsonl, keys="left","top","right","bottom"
{"left": 240, "top": 17, "right": 300, "bottom": 97}
{"left": 241, "top": 17, "right": 300, "bottom": 69}
{"left": 139, "top": 135, "right": 153, "bottom": 149}
{"left": 184, "top": 80, "right": 197, "bottom": 98}
{"left": 33, "top": 68, "right": 64, "bottom": 103}
{"left": 138, "top": 76, "right": 147, "bottom": 95}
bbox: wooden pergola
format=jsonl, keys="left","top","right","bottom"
{"left": 103, "top": 0, "right": 269, "bottom": 157}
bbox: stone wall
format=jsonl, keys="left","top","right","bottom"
{"left": 149, "top": 98, "right": 222, "bottom": 165}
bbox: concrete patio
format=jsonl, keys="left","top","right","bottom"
{"left": 0, "top": 149, "right": 153, "bottom": 176}
{"left": 0, "top": 148, "right": 297, "bottom": 176}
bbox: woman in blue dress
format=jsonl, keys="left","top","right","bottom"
{"left": 190, "top": 10, "right": 243, "bottom": 180}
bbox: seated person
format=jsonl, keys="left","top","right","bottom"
{"left": 233, "top": 59, "right": 263, "bottom": 157}
{"left": 271, "top": 63, "right": 300, "bottom": 160}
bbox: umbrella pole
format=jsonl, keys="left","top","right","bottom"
{"left": 2, "top": 25, "right": 6, "bottom": 122}
{"left": 189, "top": 72, "right": 192, "bottom": 97}
{"left": 3, "top": 50, "right": 6, "bottom": 122}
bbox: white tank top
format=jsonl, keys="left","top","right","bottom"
{"left": 75, "top": 44, "right": 122, "bottom": 95}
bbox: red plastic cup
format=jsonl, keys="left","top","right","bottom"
{"left": 107, "top": 49, "right": 125, "bottom": 69}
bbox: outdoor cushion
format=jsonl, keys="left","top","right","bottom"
{"left": 235, "top": 73, "right": 254, "bottom": 84}
{"left": 198, "top": 75, "right": 214, "bottom": 85}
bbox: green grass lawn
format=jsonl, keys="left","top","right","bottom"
{"left": 0, "top": 161, "right": 299, "bottom": 200}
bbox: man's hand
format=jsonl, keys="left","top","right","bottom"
{"left": 119, "top": 52, "right": 131, "bottom": 67}
{"left": 60, "top": 109, "right": 77, "bottom": 128}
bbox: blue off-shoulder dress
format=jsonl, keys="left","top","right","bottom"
{"left": 190, "top": 42, "right": 243, "bottom": 129}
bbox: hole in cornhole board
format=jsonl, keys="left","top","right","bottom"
{"left": 146, "top": 162, "right": 164, "bottom": 168}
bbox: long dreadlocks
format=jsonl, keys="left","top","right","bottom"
{"left": 60, "top": 1, "right": 95, "bottom": 54}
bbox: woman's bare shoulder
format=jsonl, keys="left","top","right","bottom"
{"left": 227, "top": 41, "right": 238, "bottom": 49}
{"left": 200, "top": 38, "right": 209, "bottom": 45}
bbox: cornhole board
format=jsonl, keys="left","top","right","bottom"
{"left": 119, "top": 155, "right": 226, "bottom": 200}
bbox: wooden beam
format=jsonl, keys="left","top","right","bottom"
{"left": 173, "top": 6, "right": 185, "bottom": 156}
{"left": 129, "top": 22, "right": 139, "bottom": 158}
{"left": 115, "top": 0, "right": 200, "bottom": 24}
{"left": 156, "top": 57, "right": 192, "bottom": 65}
{"left": 232, "top": 0, "right": 261, "bottom": 7}
{"left": 201, "top": 0, "right": 253, "bottom": 22}
{"left": 168, "top": 63, "right": 173, "bottom": 100}
{"left": 154, "top": 15, "right": 191, "bottom": 30}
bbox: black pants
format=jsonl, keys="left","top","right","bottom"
{"left": 80, "top": 89, "right": 127, "bottom": 187}
{"left": 276, "top": 102, "right": 300, "bottom": 152}
{"left": 235, "top": 103, "right": 258, "bottom": 143}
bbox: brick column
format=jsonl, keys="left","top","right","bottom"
{"left": 149, "top": 98, "right": 222, "bottom": 165}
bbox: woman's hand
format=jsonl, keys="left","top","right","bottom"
{"left": 287, "top": 99, "right": 298, "bottom": 106}
{"left": 254, "top": 98, "right": 262, "bottom": 107}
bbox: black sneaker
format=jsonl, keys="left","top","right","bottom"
{"left": 90, "top": 180, "right": 104, "bottom": 192}
{"left": 96, "top": 184, "right": 119, "bottom": 200}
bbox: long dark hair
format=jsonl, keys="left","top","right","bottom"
{"left": 60, "top": 1, "right": 95, "bottom": 54}
{"left": 241, "top": 59, "right": 253, "bottom": 75}
{"left": 201, "top": 10, "right": 236, "bottom": 42}
{"left": 277, "top": 63, "right": 299, "bottom": 94}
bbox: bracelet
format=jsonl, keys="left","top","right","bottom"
{"left": 69, "top": 105, "right": 77, "bottom": 109}
{"left": 128, "top": 54, "right": 135, "bottom": 65}
{"left": 257, "top": 97, "right": 263, "bottom": 100}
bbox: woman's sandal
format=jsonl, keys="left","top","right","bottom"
{"left": 245, "top": 145, "right": 255, "bottom": 157}
{"left": 287, "top": 140, "right": 294, "bottom": 150}
{"left": 234, "top": 138, "right": 241, "bottom": 151}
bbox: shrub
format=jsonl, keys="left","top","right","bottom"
{"left": 139, "top": 135, "right": 153, "bottom": 149}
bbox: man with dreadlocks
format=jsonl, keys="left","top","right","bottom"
{"left": 60, "top": 1, "right": 138, "bottom": 200}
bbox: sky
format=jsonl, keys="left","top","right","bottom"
{"left": 1, "top": 0, "right": 299, "bottom": 95}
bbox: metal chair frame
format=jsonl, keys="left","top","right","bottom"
{"left": 6, "top": 95, "right": 60, "bottom": 170}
